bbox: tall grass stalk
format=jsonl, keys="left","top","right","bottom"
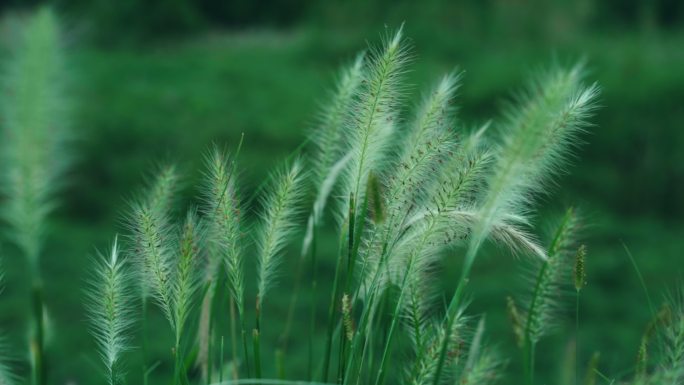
{"left": 201, "top": 143, "right": 251, "bottom": 378}
{"left": 341, "top": 26, "right": 409, "bottom": 219}
{"left": 85, "top": 237, "right": 135, "bottom": 385}
{"left": 131, "top": 164, "right": 179, "bottom": 383}
{"left": 129, "top": 174, "right": 202, "bottom": 384}
{"left": 521, "top": 208, "right": 580, "bottom": 385}
{"left": 0, "top": 8, "right": 71, "bottom": 385}
{"left": 254, "top": 160, "right": 306, "bottom": 378}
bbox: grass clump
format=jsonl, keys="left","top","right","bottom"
{"left": 1, "top": 9, "right": 683, "bottom": 385}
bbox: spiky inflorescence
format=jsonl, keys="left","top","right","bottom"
{"left": 128, "top": 200, "right": 175, "bottom": 324}
{"left": 652, "top": 288, "right": 684, "bottom": 384}
{"left": 458, "top": 348, "right": 502, "bottom": 385}
{"left": 385, "top": 72, "right": 462, "bottom": 221}
{"left": 202, "top": 148, "right": 244, "bottom": 316}
{"left": 403, "top": 269, "right": 436, "bottom": 356}
{"left": 341, "top": 27, "right": 411, "bottom": 217}
{"left": 146, "top": 165, "right": 180, "bottom": 220}
{"left": 465, "top": 65, "right": 599, "bottom": 267}
{"left": 359, "top": 126, "right": 486, "bottom": 297}
{"left": 301, "top": 56, "right": 365, "bottom": 258}
{"left": 386, "top": 126, "right": 491, "bottom": 264}
{"left": 574, "top": 244, "right": 587, "bottom": 292}
{"left": 310, "top": 53, "right": 365, "bottom": 188}
{"left": 84, "top": 237, "right": 135, "bottom": 385}
{"left": 255, "top": 159, "right": 307, "bottom": 306}
{"left": 127, "top": 164, "right": 179, "bottom": 300}
{"left": 427, "top": 125, "right": 492, "bottom": 221}
{"left": 523, "top": 207, "right": 581, "bottom": 344}
{"left": 342, "top": 293, "right": 355, "bottom": 342}
{"left": 0, "top": 8, "right": 70, "bottom": 270}
{"left": 171, "top": 210, "right": 202, "bottom": 344}
{"left": 458, "top": 317, "right": 503, "bottom": 385}
{"left": 363, "top": 73, "right": 464, "bottom": 288}
{"left": 455, "top": 317, "right": 503, "bottom": 385}
{"left": 408, "top": 311, "right": 469, "bottom": 385}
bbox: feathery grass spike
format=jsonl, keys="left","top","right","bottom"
{"left": 85, "top": 236, "right": 134, "bottom": 385}
{"left": 311, "top": 52, "right": 365, "bottom": 187}
{"left": 656, "top": 288, "right": 684, "bottom": 383}
{"left": 130, "top": 201, "right": 174, "bottom": 323}
{"left": 203, "top": 148, "right": 244, "bottom": 315}
{"left": 520, "top": 207, "right": 580, "bottom": 385}
{"left": 0, "top": 10, "right": 70, "bottom": 385}
{"left": 172, "top": 210, "right": 201, "bottom": 344}
{"left": 386, "top": 72, "right": 461, "bottom": 217}
{"left": 342, "top": 294, "right": 354, "bottom": 342}
{"left": 526, "top": 207, "right": 579, "bottom": 345}
{"left": 343, "top": 27, "right": 410, "bottom": 214}
{"left": 458, "top": 348, "right": 502, "bottom": 385}
{"left": 147, "top": 165, "right": 180, "bottom": 220}
{"left": 130, "top": 165, "right": 179, "bottom": 301}
{"left": 410, "top": 311, "right": 467, "bottom": 385}
{"left": 256, "top": 159, "right": 306, "bottom": 307}
{"left": 0, "top": 7, "right": 69, "bottom": 269}
{"left": 467, "top": 66, "right": 599, "bottom": 266}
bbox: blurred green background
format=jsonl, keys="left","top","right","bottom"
{"left": 0, "top": 1, "right": 682, "bottom": 384}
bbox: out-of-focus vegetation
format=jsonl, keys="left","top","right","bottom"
{"left": 0, "top": 1, "right": 682, "bottom": 385}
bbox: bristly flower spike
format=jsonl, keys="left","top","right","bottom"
{"left": 256, "top": 159, "right": 307, "bottom": 309}
{"left": 85, "top": 236, "right": 135, "bottom": 385}
{"left": 574, "top": 244, "right": 587, "bottom": 292}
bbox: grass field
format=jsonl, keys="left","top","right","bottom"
{"left": 1, "top": 22, "right": 683, "bottom": 384}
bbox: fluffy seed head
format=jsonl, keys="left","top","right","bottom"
{"left": 256, "top": 159, "right": 307, "bottom": 303}
{"left": 465, "top": 65, "right": 598, "bottom": 268}
{"left": 171, "top": 210, "right": 202, "bottom": 342}
{"left": 84, "top": 236, "right": 135, "bottom": 385}
{"left": 524, "top": 207, "right": 580, "bottom": 344}
{"left": 0, "top": 7, "right": 70, "bottom": 269}
{"left": 201, "top": 147, "right": 244, "bottom": 316}
{"left": 340, "top": 27, "right": 411, "bottom": 218}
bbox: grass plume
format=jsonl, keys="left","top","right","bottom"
{"left": 85, "top": 237, "right": 135, "bottom": 385}
{"left": 255, "top": 159, "right": 307, "bottom": 310}
{"left": 0, "top": 9, "right": 71, "bottom": 385}
{"left": 341, "top": 27, "right": 411, "bottom": 215}
{"left": 202, "top": 147, "right": 245, "bottom": 317}
{"left": 0, "top": 7, "right": 70, "bottom": 269}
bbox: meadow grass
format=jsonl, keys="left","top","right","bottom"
{"left": 0, "top": 8, "right": 683, "bottom": 385}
